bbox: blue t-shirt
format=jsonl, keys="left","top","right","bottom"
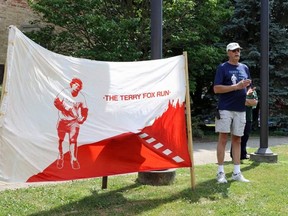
{"left": 214, "top": 62, "right": 251, "bottom": 112}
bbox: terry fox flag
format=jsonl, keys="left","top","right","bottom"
{"left": 0, "top": 26, "right": 192, "bottom": 183}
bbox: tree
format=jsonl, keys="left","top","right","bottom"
{"left": 27, "top": 0, "right": 232, "bottom": 122}
{"left": 28, "top": 0, "right": 151, "bottom": 61}
{"left": 161, "top": 0, "right": 233, "bottom": 115}
{"left": 221, "top": 0, "right": 288, "bottom": 126}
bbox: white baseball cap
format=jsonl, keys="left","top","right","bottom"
{"left": 226, "top": 42, "right": 242, "bottom": 52}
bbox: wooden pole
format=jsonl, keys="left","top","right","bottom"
{"left": 1, "top": 62, "right": 7, "bottom": 103}
{"left": 1, "top": 27, "right": 12, "bottom": 104}
{"left": 183, "top": 51, "right": 195, "bottom": 190}
{"left": 1, "top": 44, "right": 10, "bottom": 125}
{"left": 102, "top": 176, "right": 108, "bottom": 189}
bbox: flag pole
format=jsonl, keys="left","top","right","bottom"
{"left": 183, "top": 51, "right": 195, "bottom": 190}
{"left": 1, "top": 27, "right": 11, "bottom": 103}
{"left": 1, "top": 62, "right": 8, "bottom": 103}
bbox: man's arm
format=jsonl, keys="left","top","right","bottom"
{"left": 214, "top": 79, "right": 251, "bottom": 94}
{"left": 245, "top": 87, "right": 258, "bottom": 107}
{"left": 77, "top": 106, "right": 88, "bottom": 124}
{"left": 245, "top": 98, "right": 258, "bottom": 107}
{"left": 54, "top": 97, "right": 74, "bottom": 117}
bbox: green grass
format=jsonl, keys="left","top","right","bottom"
{"left": 1, "top": 145, "right": 288, "bottom": 216}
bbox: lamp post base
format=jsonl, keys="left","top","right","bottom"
{"left": 250, "top": 151, "right": 278, "bottom": 163}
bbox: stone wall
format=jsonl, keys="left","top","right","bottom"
{"left": 0, "top": 0, "right": 39, "bottom": 65}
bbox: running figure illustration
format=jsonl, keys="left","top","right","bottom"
{"left": 54, "top": 78, "right": 88, "bottom": 170}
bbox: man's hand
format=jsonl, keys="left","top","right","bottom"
{"left": 247, "top": 87, "right": 256, "bottom": 95}
{"left": 77, "top": 107, "right": 88, "bottom": 124}
{"left": 246, "top": 98, "right": 258, "bottom": 107}
{"left": 54, "top": 98, "right": 75, "bottom": 117}
{"left": 214, "top": 79, "right": 252, "bottom": 93}
{"left": 236, "top": 79, "right": 251, "bottom": 90}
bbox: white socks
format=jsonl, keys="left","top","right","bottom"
{"left": 233, "top": 164, "right": 241, "bottom": 174}
{"left": 218, "top": 165, "right": 224, "bottom": 173}
{"left": 218, "top": 164, "right": 241, "bottom": 174}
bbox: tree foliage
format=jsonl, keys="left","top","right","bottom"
{"left": 27, "top": 0, "right": 233, "bottom": 120}
{"left": 28, "top": 0, "right": 151, "bottom": 61}
{"left": 221, "top": 0, "right": 288, "bottom": 125}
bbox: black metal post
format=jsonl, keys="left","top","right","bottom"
{"left": 137, "top": 0, "right": 176, "bottom": 185}
{"left": 151, "top": 0, "right": 162, "bottom": 59}
{"left": 251, "top": 0, "right": 277, "bottom": 163}
{"left": 257, "top": 0, "right": 272, "bottom": 154}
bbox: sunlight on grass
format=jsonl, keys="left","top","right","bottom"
{"left": 0, "top": 145, "right": 287, "bottom": 215}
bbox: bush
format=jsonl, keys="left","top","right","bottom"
{"left": 191, "top": 116, "right": 204, "bottom": 138}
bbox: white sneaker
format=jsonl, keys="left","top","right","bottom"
{"left": 216, "top": 172, "right": 227, "bottom": 183}
{"left": 232, "top": 172, "right": 250, "bottom": 182}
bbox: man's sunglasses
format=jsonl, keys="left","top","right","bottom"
{"left": 230, "top": 49, "right": 241, "bottom": 53}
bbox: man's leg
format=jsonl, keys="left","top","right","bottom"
{"left": 69, "top": 125, "right": 80, "bottom": 169}
{"left": 231, "top": 134, "right": 241, "bottom": 165}
{"left": 231, "top": 135, "right": 250, "bottom": 182}
{"left": 241, "top": 135, "right": 248, "bottom": 159}
{"left": 56, "top": 122, "right": 66, "bottom": 169}
{"left": 57, "top": 139, "right": 65, "bottom": 169}
{"left": 217, "top": 132, "right": 228, "bottom": 165}
{"left": 241, "top": 121, "right": 252, "bottom": 159}
{"left": 216, "top": 132, "right": 228, "bottom": 183}
{"left": 69, "top": 142, "right": 80, "bottom": 169}
{"left": 230, "top": 111, "right": 250, "bottom": 182}
{"left": 215, "top": 110, "right": 233, "bottom": 183}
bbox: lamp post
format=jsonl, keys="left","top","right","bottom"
{"left": 250, "top": 0, "right": 277, "bottom": 163}
{"left": 137, "top": 0, "right": 176, "bottom": 185}
{"left": 150, "top": 0, "right": 162, "bottom": 59}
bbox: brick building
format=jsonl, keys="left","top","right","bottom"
{"left": 0, "top": 0, "right": 39, "bottom": 82}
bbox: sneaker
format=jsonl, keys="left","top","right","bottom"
{"left": 240, "top": 155, "right": 250, "bottom": 160}
{"left": 57, "top": 158, "right": 64, "bottom": 169}
{"left": 71, "top": 160, "right": 80, "bottom": 170}
{"left": 57, "top": 154, "right": 64, "bottom": 169}
{"left": 232, "top": 172, "right": 250, "bottom": 182}
{"left": 216, "top": 172, "right": 227, "bottom": 183}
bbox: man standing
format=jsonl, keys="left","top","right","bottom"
{"left": 214, "top": 42, "right": 252, "bottom": 183}
{"left": 54, "top": 78, "right": 88, "bottom": 170}
{"left": 230, "top": 87, "right": 258, "bottom": 160}
{"left": 241, "top": 87, "right": 258, "bottom": 159}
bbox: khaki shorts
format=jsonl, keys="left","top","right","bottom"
{"left": 215, "top": 110, "right": 246, "bottom": 136}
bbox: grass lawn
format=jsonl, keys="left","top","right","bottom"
{"left": 0, "top": 145, "right": 287, "bottom": 216}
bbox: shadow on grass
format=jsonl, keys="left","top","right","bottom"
{"left": 27, "top": 162, "right": 260, "bottom": 216}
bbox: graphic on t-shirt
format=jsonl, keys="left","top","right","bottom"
{"left": 231, "top": 74, "right": 237, "bottom": 85}
{"left": 54, "top": 78, "right": 88, "bottom": 170}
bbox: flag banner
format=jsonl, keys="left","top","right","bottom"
{"left": 0, "top": 26, "right": 191, "bottom": 183}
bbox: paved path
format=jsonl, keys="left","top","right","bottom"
{"left": 193, "top": 136, "right": 288, "bottom": 165}
{"left": 1, "top": 136, "right": 287, "bottom": 191}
